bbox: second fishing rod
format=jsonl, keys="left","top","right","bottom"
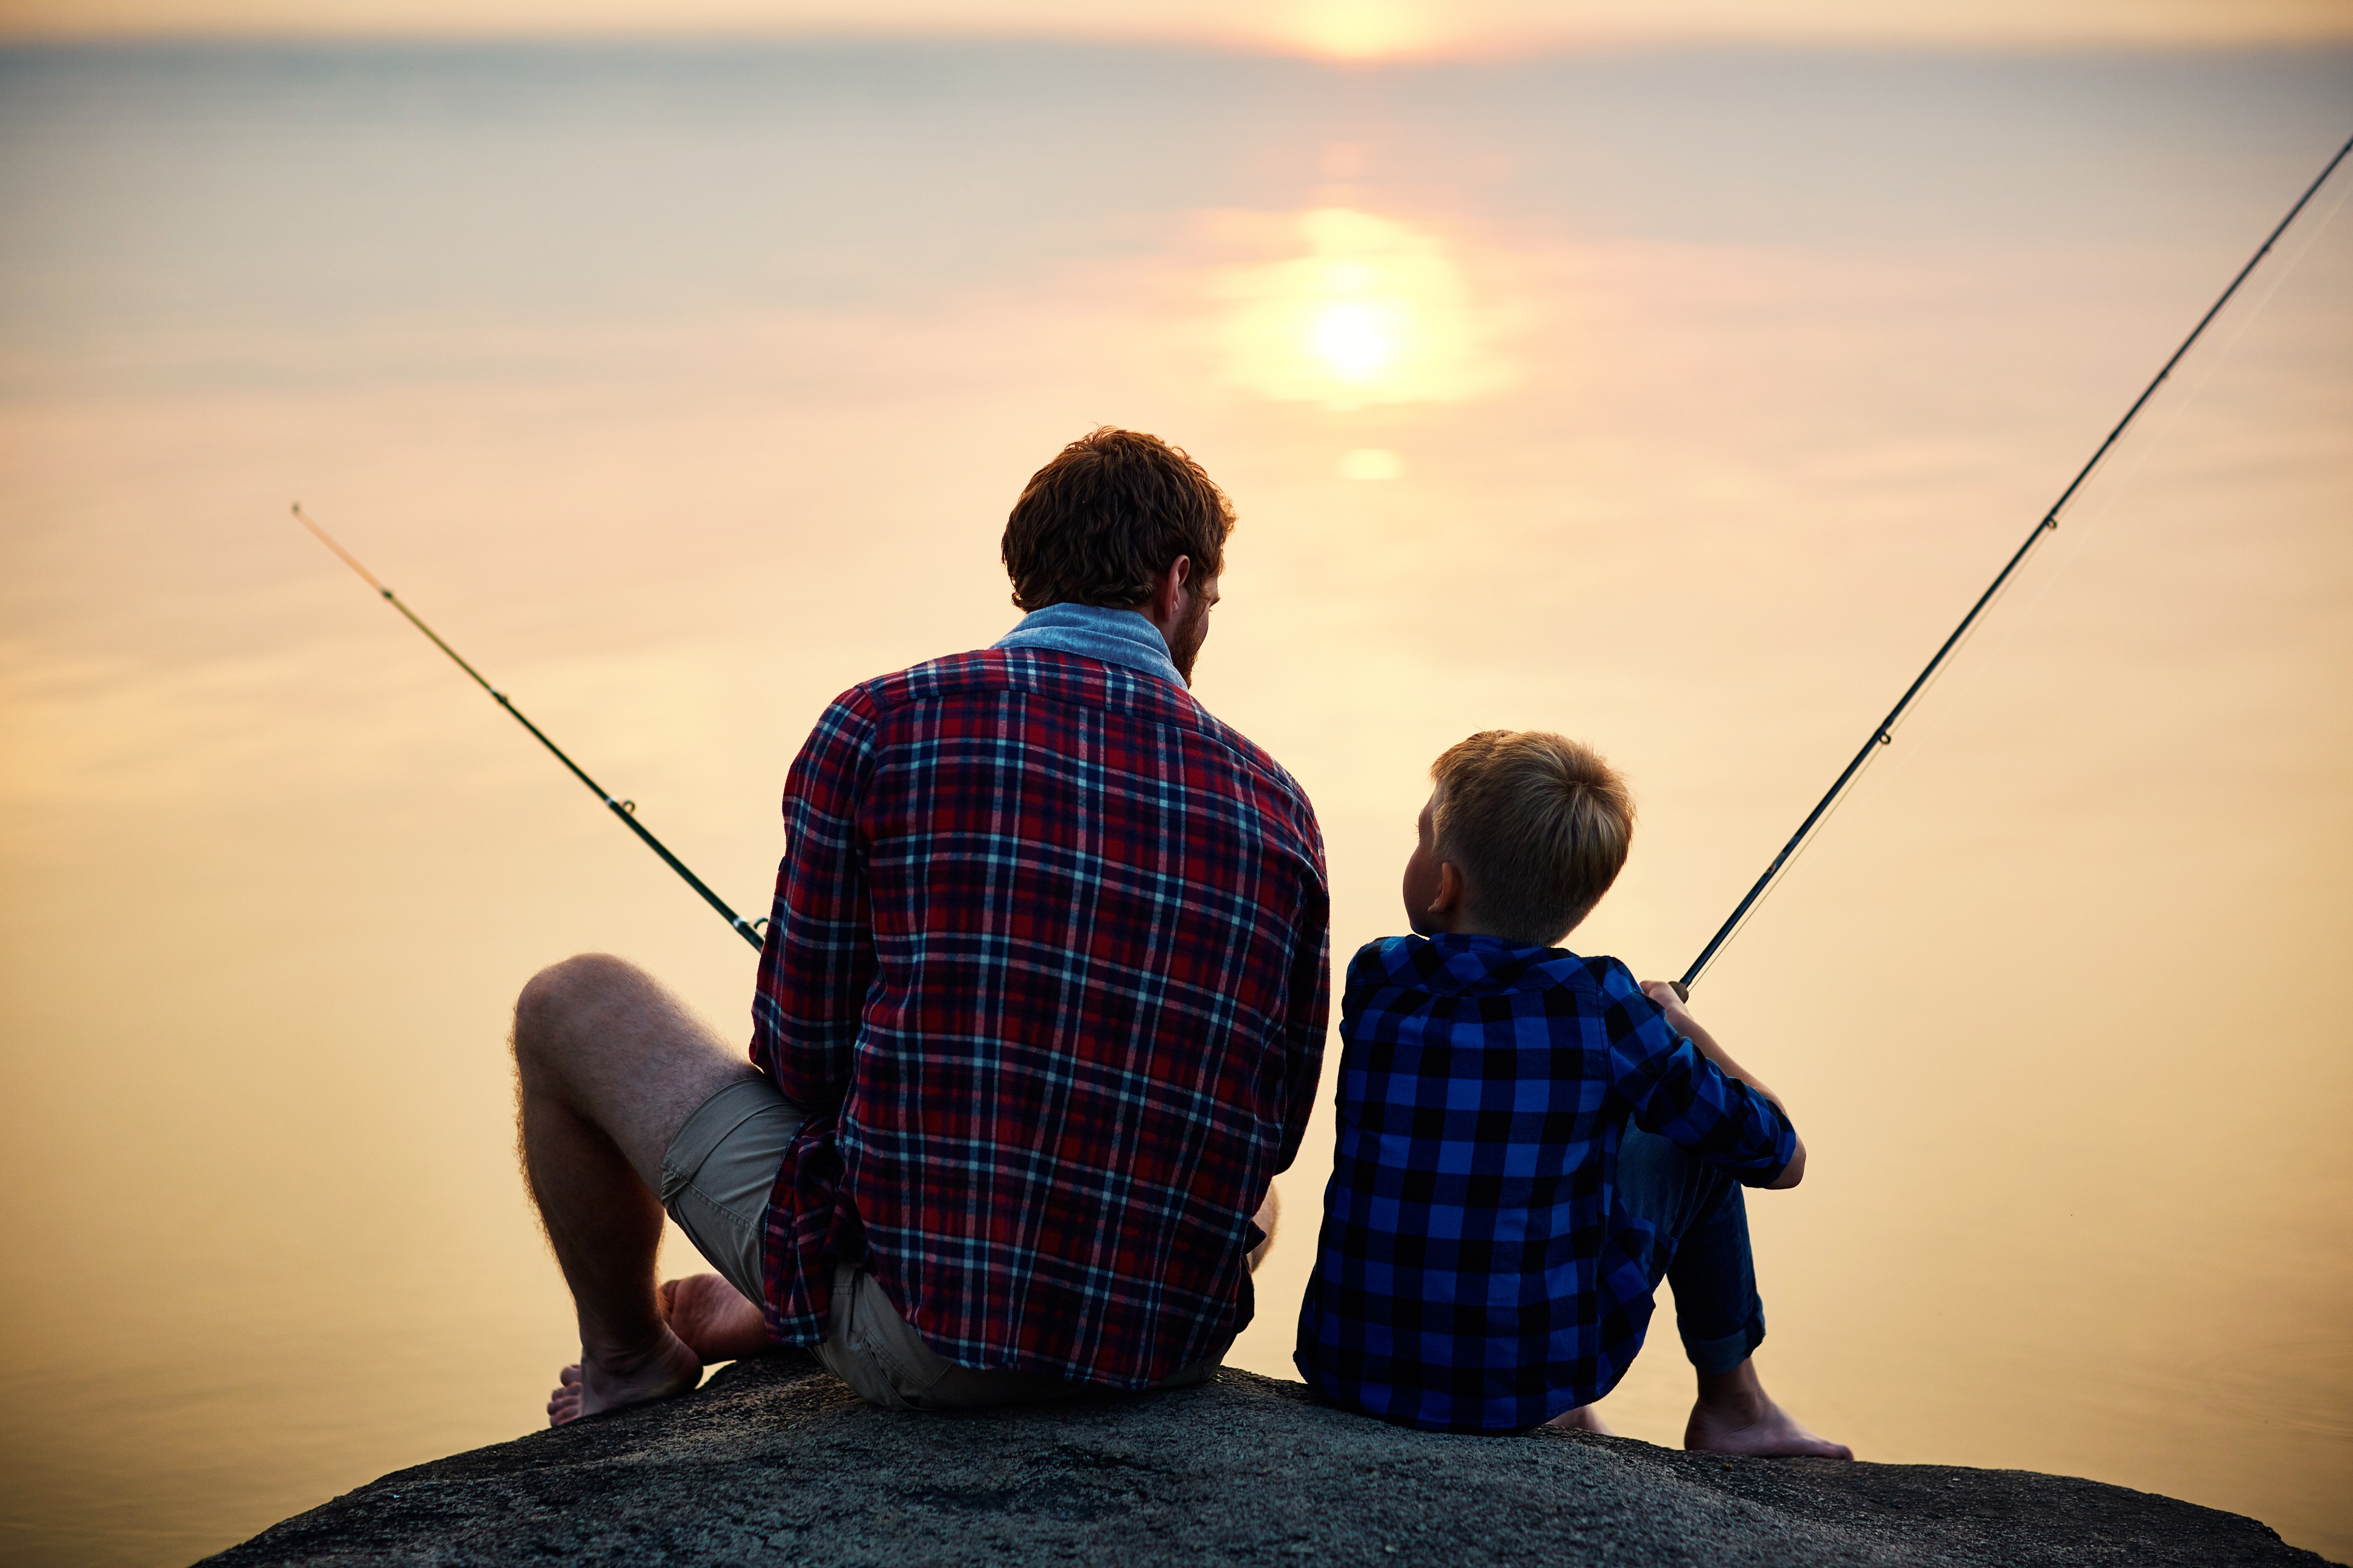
{"left": 1668, "top": 128, "right": 2353, "bottom": 999}
{"left": 293, "top": 504, "right": 769, "bottom": 953}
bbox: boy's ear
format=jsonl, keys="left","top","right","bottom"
{"left": 1432, "top": 859, "right": 1465, "bottom": 917}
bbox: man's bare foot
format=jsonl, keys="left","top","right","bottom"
{"left": 1545, "top": 1404, "right": 1616, "bottom": 1435}
{"left": 658, "top": 1272, "right": 774, "bottom": 1363}
{"left": 545, "top": 1326, "right": 702, "bottom": 1427}
{"left": 1685, "top": 1359, "right": 1853, "bottom": 1459}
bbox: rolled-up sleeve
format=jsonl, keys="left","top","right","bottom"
{"left": 750, "top": 688, "right": 880, "bottom": 1113}
{"left": 1597, "top": 962, "right": 1795, "bottom": 1186}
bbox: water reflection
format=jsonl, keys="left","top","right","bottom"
{"left": 1217, "top": 208, "right": 1510, "bottom": 408}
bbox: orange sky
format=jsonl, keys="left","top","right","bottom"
{"left": 2, "top": 0, "right": 2349, "bottom": 53}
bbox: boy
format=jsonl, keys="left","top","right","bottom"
{"left": 1294, "top": 730, "right": 1850, "bottom": 1454}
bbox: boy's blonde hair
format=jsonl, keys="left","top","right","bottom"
{"left": 1430, "top": 730, "right": 1635, "bottom": 946}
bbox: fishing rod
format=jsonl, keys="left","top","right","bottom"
{"left": 1673, "top": 130, "right": 2353, "bottom": 1000}
{"left": 292, "top": 504, "right": 768, "bottom": 953}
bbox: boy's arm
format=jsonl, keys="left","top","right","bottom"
{"left": 1639, "top": 981, "right": 1807, "bottom": 1190}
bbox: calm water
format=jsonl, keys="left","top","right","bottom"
{"left": 1, "top": 41, "right": 2348, "bottom": 1566}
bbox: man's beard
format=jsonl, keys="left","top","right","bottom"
{"left": 1168, "top": 592, "right": 1210, "bottom": 684}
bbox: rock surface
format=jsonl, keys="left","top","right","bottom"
{"left": 204, "top": 1354, "right": 2334, "bottom": 1567}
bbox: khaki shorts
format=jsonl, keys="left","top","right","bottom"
{"left": 658, "top": 1074, "right": 1228, "bottom": 1412}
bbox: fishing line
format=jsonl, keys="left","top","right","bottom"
{"left": 291, "top": 504, "right": 768, "bottom": 952}
{"left": 1714, "top": 159, "right": 2351, "bottom": 954}
{"left": 1673, "top": 130, "right": 2353, "bottom": 998}
{"left": 1809, "top": 163, "right": 2353, "bottom": 803}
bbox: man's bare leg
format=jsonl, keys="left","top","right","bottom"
{"left": 512, "top": 951, "right": 760, "bottom": 1426}
{"left": 1685, "top": 1359, "right": 1853, "bottom": 1458}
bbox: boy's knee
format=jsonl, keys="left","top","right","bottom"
{"left": 1616, "top": 1125, "right": 1709, "bottom": 1234}
{"left": 514, "top": 952, "right": 643, "bottom": 1062}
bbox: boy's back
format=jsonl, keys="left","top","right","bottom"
{"left": 1295, "top": 932, "right": 1792, "bottom": 1433}
{"left": 1294, "top": 729, "right": 1845, "bottom": 1455}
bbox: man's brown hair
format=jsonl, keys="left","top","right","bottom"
{"left": 1431, "top": 730, "right": 1636, "bottom": 946}
{"left": 1002, "top": 428, "right": 1235, "bottom": 611}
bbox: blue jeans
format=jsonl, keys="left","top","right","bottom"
{"left": 1616, "top": 1124, "right": 1767, "bottom": 1377}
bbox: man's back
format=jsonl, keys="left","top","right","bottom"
{"left": 755, "top": 645, "right": 1329, "bottom": 1387}
{"left": 516, "top": 427, "right": 1326, "bottom": 1426}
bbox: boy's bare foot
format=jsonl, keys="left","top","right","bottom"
{"left": 658, "top": 1272, "right": 774, "bottom": 1362}
{"left": 1545, "top": 1404, "right": 1616, "bottom": 1435}
{"left": 545, "top": 1326, "right": 702, "bottom": 1427}
{"left": 1685, "top": 1359, "right": 1853, "bottom": 1459}
{"left": 1248, "top": 1188, "right": 1281, "bottom": 1273}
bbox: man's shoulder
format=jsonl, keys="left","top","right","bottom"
{"left": 842, "top": 648, "right": 1319, "bottom": 844}
{"left": 1182, "top": 701, "right": 1318, "bottom": 835}
{"left": 810, "top": 649, "right": 1047, "bottom": 738}
{"left": 844, "top": 646, "right": 1174, "bottom": 717}
{"left": 834, "top": 648, "right": 1002, "bottom": 710}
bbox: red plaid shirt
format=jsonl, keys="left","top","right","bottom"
{"left": 751, "top": 646, "right": 1329, "bottom": 1387}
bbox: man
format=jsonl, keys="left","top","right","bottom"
{"left": 516, "top": 427, "right": 1329, "bottom": 1422}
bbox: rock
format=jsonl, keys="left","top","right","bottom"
{"left": 202, "top": 1354, "right": 2334, "bottom": 1567}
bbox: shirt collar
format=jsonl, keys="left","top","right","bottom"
{"left": 991, "top": 602, "right": 1186, "bottom": 688}
{"left": 1389, "top": 931, "right": 1583, "bottom": 992}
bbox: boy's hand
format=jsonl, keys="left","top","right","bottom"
{"left": 1639, "top": 978, "right": 1806, "bottom": 1187}
{"left": 1641, "top": 980, "right": 1696, "bottom": 1031}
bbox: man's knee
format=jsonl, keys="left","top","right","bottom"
{"left": 514, "top": 952, "right": 649, "bottom": 1066}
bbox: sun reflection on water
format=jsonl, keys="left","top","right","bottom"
{"left": 1217, "top": 208, "right": 1509, "bottom": 408}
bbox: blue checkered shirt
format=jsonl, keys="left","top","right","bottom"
{"left": 1294, "top": 933, "right": 1796, "bottom": 1432}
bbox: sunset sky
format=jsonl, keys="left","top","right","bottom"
{"left": 2, "top": 0, "right": 2350, "bottom": 53}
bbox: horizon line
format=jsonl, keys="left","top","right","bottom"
{"left": 5, "top": 23, "right": 2352, "bottom": 62}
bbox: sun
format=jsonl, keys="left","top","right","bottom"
{"left": 1279, "top": 0, "right": 1444, "bottom": 61}
{"left": 1312, "top": 300, "right": 1397, "bottom": 381}
{"left": 1216, "top": 208, "right": 1507, "bottom": 408}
